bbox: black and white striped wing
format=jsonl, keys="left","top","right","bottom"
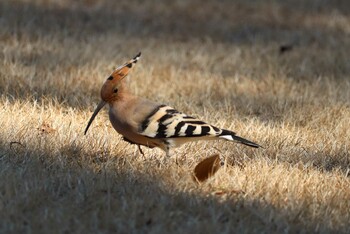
{"left": 139, "top": 105, "right": 222, "bottom": 139}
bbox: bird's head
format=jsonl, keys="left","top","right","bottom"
{"left": 101, "top": 52, "right": 141, "bottom": 102}
{"left": 84, "top": 52, "right": 141, "bottom": 135}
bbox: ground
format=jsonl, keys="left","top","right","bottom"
{"left": 0, "top": 0, "right": 349, "bottom": 233}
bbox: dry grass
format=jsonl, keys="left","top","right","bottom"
{"left": 1, "top": 0, "right": 350, "bottom": 233}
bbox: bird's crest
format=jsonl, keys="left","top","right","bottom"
{"left": 109, "top": 52, "right": 141, "bottom": 81}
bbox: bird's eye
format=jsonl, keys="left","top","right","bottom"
{"left": 113, "top": 88, "right": 118, "bottom": 93}
{"left": 107, "top": 76, "right": 113, "bottom": 80}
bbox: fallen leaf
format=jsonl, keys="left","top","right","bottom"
{"left": 279, "top": 44, "right": 294, "bottom": 54}
{"left": 37, "top": 121, "right": 56, "bottom": 135}
{"left": 213, "top": 190, "right": 226, "bottom": 196}
{"left": 213, "top": 189, "right": 244, "bottom": 196}
{"left": 193, "top": 154, "right": 222, "bottom": 183}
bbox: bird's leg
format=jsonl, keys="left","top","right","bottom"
{"left": 165, "top": 145, "right": 180, "bottom": 165}
{"left": 163, "top": 140, "right": 171, "bottom": 157}
{"left": 137, "top": 145, "right": 146, "bottom": 159}
{"left": 165, "top": 147, "right": 170, "bottom": 157}
{"left": 158, "top": 144, "right": 170, "bottom": 166}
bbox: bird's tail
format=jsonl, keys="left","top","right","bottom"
{"left": 218, "top": 129, "right": 261, "bottom": 148}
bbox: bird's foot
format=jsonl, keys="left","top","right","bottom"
{"left": 137, "top": 145, "right": 145, "bottom": 158}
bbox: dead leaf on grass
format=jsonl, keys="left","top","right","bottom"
{"left": 37, "top": 121, "right": 56, "bottom": 135}
{"left": 213, "top": 189, "right": 244, "bottom": 196}
{"left": 193, "top": 154, "right": 222, "bottom": 183}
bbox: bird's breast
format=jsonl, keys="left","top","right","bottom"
{"left": 108, "top": 107, "right": 134, "bottom": 136}
{"left": 108, "top": 105, "right": 164, "bottom": 149}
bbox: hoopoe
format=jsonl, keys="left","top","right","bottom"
{"left": 84, "top": 52, "right": 261, "bottom": 156}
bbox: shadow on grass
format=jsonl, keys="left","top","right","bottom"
{"left": 1, "top": 0, "right": 349, "bottom": 45}
{"left": 0, "top": 139, "right": 347, "bottom": 233}
{"left": 226, "top": 143, "right": 350, "bottom": 176}
{"left": 1, "top": 0, "right": 349, "bottom": 109}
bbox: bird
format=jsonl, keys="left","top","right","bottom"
{"left": 84, "top": 52, "right": 261, "bottom": 157}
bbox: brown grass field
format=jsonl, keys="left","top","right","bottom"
{"left": 1, "top": 0, "right": 350, "bottom": 233}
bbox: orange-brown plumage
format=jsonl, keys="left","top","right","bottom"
{"left": 85, "top": 52, "right": 261, "bottom": 157}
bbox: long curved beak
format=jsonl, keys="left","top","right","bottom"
{"left": 84, "top": 100, "right": 106, "bottom": 135}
